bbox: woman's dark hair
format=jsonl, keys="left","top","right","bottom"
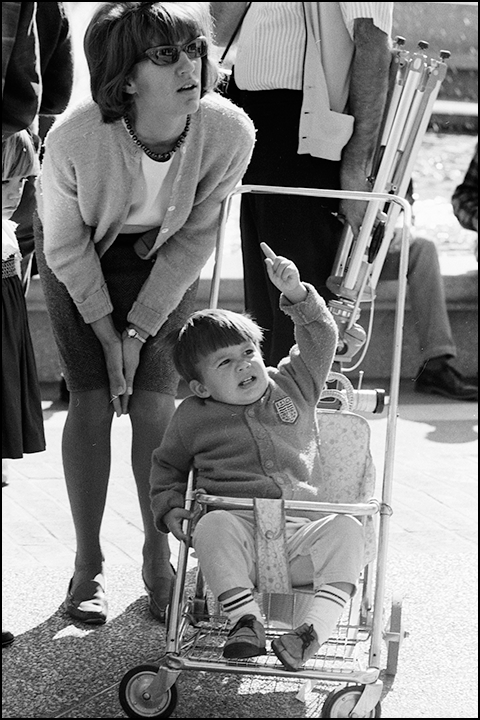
{"left": 169, "top": 308, "right": 264, "bottom": 384}
{"left": 84, "top": 2, "right": 219, "bottom": 122}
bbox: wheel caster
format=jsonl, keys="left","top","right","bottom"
{"left": 321, "top": 685, "right": 381, "bottom": 718}
{"left": 119, "top": 665, "right": 178, "bottom": 718}
{"left": 191, "top": 596, "right": 209, "bottom": 623}
{"left": 384, "top": 592, "right": 407, "bottom": 677}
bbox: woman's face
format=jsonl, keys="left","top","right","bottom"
{"left": 125, "top": 36, "right": 203, "bottom": 118}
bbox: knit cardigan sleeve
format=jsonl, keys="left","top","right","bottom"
{"left": 150, "top": 399, "right": 198, "bottom": 534}
{"left": 275, "top": 284, "right": 339, "bottom": 404}
{"left": 38, "top": 96, "right": 255, "bottom": 333}
{"left": 128, "top": 102, "right": 256, "bottom": 334}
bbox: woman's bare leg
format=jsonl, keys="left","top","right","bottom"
{"left": 129, "top": 389, "right": 176, "bottom": 605}
{"left": 62, "top": 388, "right": 114, "bottom": 591}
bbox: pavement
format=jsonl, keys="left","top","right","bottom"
{"left": 2, "top": 378, "right": 477, "bottom": 719}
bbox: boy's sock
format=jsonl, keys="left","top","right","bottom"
{"left": 221, "top": 588, "right": 263, "bottom": 626}
{"left": 302, "top": 585, "right": 350, "bottom": 647}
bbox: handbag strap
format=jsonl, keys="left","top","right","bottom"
{"left": 219, "top": 2, "right": 252, "bottom": 65}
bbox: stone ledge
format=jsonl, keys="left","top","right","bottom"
{"left": 26, "top": 268, "right": 478, "bottom": 383}
{"left": 194, "top": 271, "right": 478, "bottom": 379}
{"left": 195, "top": 270, "right": 478, "bottom": 311}
{"left": 372, "top": 269, "right": 478, "bottom": 310}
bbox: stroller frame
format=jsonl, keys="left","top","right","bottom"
{"left": 119, "top": 39, "right": 449, "bottom": 719}
{"left": 118, "top": 187, "right": 410, "bottom": 720}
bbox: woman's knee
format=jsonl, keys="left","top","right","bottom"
{"left": 67, "top": 388, "right": 114, "bottom": 426}
{"left": 128, "top": 390, "right": 175, "bottom": 427}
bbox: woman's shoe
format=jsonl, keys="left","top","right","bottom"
{"left": 64, "top": 577, "right": 108, "bottom": 625}
{"left": 142, "top": 564, "right": 176, "bottom": 623}
{"left": 2, "top": 630, "right": 15, "bottom": 647}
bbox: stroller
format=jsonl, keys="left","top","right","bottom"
{"left": 118, "top": 40, "right": 448, "bottom": 718}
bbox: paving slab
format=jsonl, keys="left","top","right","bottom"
{"left": 2, "top": 387, "right": 477, "bottom": 718}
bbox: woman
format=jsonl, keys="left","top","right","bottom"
{"left": 35, "top": 1, "right": 255, "bottom": 625}
{"left": 3, "top": 130, "right": 45, "bottom": 647}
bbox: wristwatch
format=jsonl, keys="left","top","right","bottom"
{"left": 126, "top": 327, "right": 147, "bottom": 344}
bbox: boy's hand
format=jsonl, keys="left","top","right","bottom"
{"left": 261, "top": 243, "right": 308, "bottom": 304}
{"left": 164, "top": 507, "right": 192, "bottom": 543}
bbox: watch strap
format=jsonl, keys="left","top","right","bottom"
{"left": 127, "top": 328, "right": 147, "bottom": 344}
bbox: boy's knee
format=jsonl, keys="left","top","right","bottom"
{"left": 331, "top": 514, "right": 364, "bottom": 545}
{"left": 193, "top": 510, "right": 237, "bottom": 544}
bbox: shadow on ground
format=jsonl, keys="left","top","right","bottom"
{"left": 2, "top": 567, "right": 387, "bottom": 719}
{"left": 2, "top": 595, "right": 166, "bottom": 719}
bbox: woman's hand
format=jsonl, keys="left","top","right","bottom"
{"left": 90, "top": 316, "right": 126, "bottom": 416}
{"left": 121, "top": 331, "right": 146, "bottom": 414}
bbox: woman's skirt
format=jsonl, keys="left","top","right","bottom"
{"left": 34, "top": 224, "right": 198, "bottom": 395}
{"left": 2, "top": 262, "right": 46, "bottom": 458}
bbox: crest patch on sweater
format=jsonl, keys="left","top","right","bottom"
{"left": 275, "top": 396, "right": 299, "bottom": 423}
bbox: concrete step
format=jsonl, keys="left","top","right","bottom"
{"left": 27, "top": 254, "right": 477, "bottom": 385}
{"left": 193, "top": 267, "right": 478, "bottom": 382}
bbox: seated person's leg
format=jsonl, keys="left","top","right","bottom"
{"left": 272, "top": 514, "right": 364, "bottom": 671}
{"left": 382, "top": 236, "right": 477, "bottom": 400}
{"left": 193, "top": 510, "right": 266, "bottom": 658}
{"left": 408, "top": 238, "right": 478, "bottom": 400}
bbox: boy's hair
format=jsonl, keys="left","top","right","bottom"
{"left": 171, "top": 308, "right": 264, "bottom": 383}
{"left": 2, "top": 130, "right": 39, "bottom": 180}
{"left": 84, "top": 1, "right": 220, "bottom": 123}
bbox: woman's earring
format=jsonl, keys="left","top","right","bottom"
{"left": 124, "top": 77, "right": 136, "bottom": 95}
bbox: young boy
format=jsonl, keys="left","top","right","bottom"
{"left": 150, "top": 243, "right": 366, "bottom": 671}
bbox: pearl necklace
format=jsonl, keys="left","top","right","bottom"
{"left": 123, "top": 114, "right": 191, "bottom": 162}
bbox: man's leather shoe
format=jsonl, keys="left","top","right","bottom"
{"left": 64, "top": 577, "right": 108, "bottom": 624}
{"left": 415, "top": 358, "right": 478, "bottom": 401}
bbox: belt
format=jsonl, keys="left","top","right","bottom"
{"left": 2, "top": 255, "right": 18, "bottom": 279}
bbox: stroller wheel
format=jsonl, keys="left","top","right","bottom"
{"left": 385, "top": 593, "right": 406, "bottom": 677}
{"left": 119, "top": 665, "right": 178, "bottom": 718}
{"left": 321, "top": 685, "right": 381, "bottom": 718}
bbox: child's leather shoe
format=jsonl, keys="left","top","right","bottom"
{"left": 271, "top": 623, "right": 320, "bottom": 671}
{"left": 223, "top": 614, "right": 266, "bottom": 659}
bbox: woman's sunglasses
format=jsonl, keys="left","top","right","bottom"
{"left": 136, "top": 36, "right": 207, "bottom": 66}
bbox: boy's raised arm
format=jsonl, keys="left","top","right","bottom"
{"left": 261, "top": 242, "right": 308, "bottom": 305}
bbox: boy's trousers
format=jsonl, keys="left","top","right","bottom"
{"left": 193, "top": 509, "right": 365, "bottom": 599}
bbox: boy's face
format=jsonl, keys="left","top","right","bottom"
{"left": 2, "top": 176, "right": 27, "bottom": 220}
{"left": 189, "top": 341, "right": 269, "bottom": 405}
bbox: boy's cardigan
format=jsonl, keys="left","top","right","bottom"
{"left": 150, "top": 285, "right": 338, "bottom": 533}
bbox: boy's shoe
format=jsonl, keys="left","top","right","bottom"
{"left": 223, "top": 614, "right": 266, "bottom": 659}
{"left": 271, "top": 623, "right": 320, "bottom": 671}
